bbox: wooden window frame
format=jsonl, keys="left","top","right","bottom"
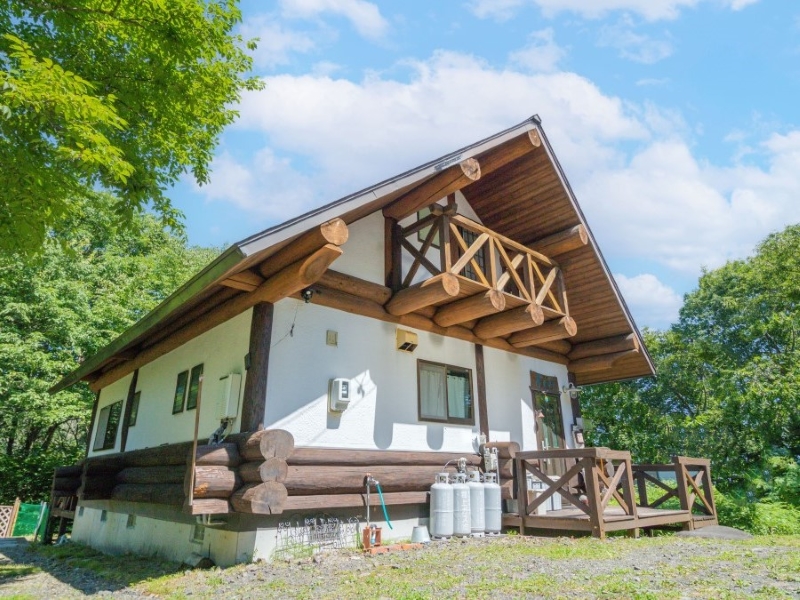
{"left": 92, "top": 400, "right": 123, "bottom": 451}
{"left": 185, "top": 364, "right": 204, "bottom": 410}
{"left": 172, "top": 370, "right": 189, "bottom": 414}
{"left": 128, "top": 391, "right": 141, "bottom": 427}
{"left": 417, "top": 359, "right": 475, "bottom": 426}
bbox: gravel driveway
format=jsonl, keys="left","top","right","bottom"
{"left": 1, "top": 534, "right": 798, "bottom": 599}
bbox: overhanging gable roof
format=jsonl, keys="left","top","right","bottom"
{"left": 52, "top": 115, "right": 654, "bottom": 393}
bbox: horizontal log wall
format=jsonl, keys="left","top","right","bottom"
{"left": 62, "top": 431, "right": 497, "bottom": 515}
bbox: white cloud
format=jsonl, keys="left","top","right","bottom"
{"left": 509, "top": 28, "right": 566, "bottom": 73}
{"left": 195, "top": 150, "right": 317, "bottom": 221}
{"left": 615, "top": 273, "right": 683, "bottom": 329}
{"left": 580, "top": 135, "right": 800, "bottom": 274}
{"left": 231, "top": 51, "right": 646, "bottom": 199}
{"left": 199, "top": 48, "right": 800, "bottom": 319}
{"left": 468, "top": 0, "right": 758, "bottom": 22}
{"left": 597, "top": 17, "right": 673, "bottom": 63}
{"left": 280, "top": 0, "right": 389, "bottom": 40}
{"left": 239, "top": 17, "right": 316, "bottom": 69}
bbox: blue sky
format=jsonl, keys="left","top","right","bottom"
{"left": 171, "top": 0, "right": 800, "bottom": 330}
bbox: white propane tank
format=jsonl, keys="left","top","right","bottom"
{"left": 467, "top": 471, "right": 485, "bottom": 535}
{"left": 430, "top": 473, "right": 454, "bottom": 538}
{"left": 452, "top": 473, "right": 471, "bottom": 537}
{"left": 484, "top": 472, "right": 502, "bottom": 535}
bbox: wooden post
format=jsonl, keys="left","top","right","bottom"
{"left": 583, "top": 458, "right": 605, "bottom": 539}
{"left": 387, "top": 219, "right": 403, "bottom": 292}
{"left": 188, "top": 373, "right": 204, "bottom": 508}
{"left": 119, "top": 369, "right": 139, "bottom": 452}
{"left": 241, "top": 302, "right": 274, "bottom": 432}
{"left": 85, "top": 391, "right": 100, "bottom": 458}
{"left": 475, "top": 344, "right": 489, "bottom": 440}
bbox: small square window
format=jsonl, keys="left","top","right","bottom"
{"left": 126, "top": 514, "right": 136, "bottom": 529}
{"left": 191, "top": 523, "right": 205, "bottom": 544}
{"left": 418, "top": 360, "right": 474, "bottom": 425}
{"left": 129, "top": 391, "right": 141, "bottom": 427}
{"left": 172, "top": 371, "right": 189, "bottom": 414}
{"left": 93, "top": 400, "right": 123, "bottom": 451}
{"left": 185, "top": 364, "right": 204, "bottom": 411}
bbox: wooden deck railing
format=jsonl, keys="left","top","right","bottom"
{"left": 514, "top": 447, "right": 637, "bottom": 538}
{"left": 398, "top": 207, "right": 568, "bottom": 319}
{"left": 632, "top": 456, "right": 718, "bottom": 528}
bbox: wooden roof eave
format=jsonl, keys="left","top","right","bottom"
{"left": 50, "top": 117, "right": 546, "bottom": 393}
{"left": 534, "top": 128, "right": 655, "bottom": 382}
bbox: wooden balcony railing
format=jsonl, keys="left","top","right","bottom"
{"left": 398, "top": 207, "right": 567, "bottom": 316}
{"left": 632, "top": 456, "right": 718, "bottom": 528}
{"left": 385, "top": 206, "right": 577, "bottom": 346}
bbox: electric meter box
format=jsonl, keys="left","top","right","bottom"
{"left": 217, "top": 373, "right": 242, "bottom": 420}
{"left": 328, "top": 378, "right": 351, "bottom": 413}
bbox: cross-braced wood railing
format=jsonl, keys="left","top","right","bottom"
{"left": 632, "top": 456, "right": 717, "bottom": 528}
{"left": 514, "top": 447, "right": 637, "bottom": 538}
{"left": 398, "top": 206, "right": 568, "bottom": 318}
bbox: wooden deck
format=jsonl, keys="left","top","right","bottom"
{"left": 507, "top": 448, "right": 718, "bottom": 538}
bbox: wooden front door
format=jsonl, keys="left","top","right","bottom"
{"left": 531, "top": 372, "right": 566, "bottom": 476}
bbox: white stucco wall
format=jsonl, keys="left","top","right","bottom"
{"left": 264, "top": 298, "right": 574, "bottom": 453}
{"left": 333, "top": 212, "right": 385, "bottom": 285}
{"left": 482, "top": 346, "right": 572, "bottom": 451}
{"left": 265, "top": 298, "right": 481, "bottom": 452}
{"left": 90, "top": 310, "right": 252, "bottom": 456}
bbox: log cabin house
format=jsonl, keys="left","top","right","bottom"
{"left": 50, "top": 115, "right": 660, "bottom": 565}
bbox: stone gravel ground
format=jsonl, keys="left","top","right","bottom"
{"left": 1, "top": 534, "right": 798, "bottom": 599}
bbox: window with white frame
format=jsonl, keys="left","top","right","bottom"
{"left": 92, "top": 400, "right": 123, "bottom": 451}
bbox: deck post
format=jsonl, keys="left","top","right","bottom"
{"left": 515, "top": 457, "right": 527, "bottom": 536}
{"left": 583, "top": 457, "right": 605, "bottom": 539}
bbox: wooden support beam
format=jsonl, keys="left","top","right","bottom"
{"left": 569, "top": 349, "right": 640, "bottom": 374}
{"left": 229, "top": 429, "right": 295, "bottom": 462}
{"left": 529, "top": 224, "right": 588, "bottom": 257}
{"left": 433, "top": 289, "right": 505, "bottom": 327}
{"left": 537, "top": 339, "right": 572, "bottom": 355}
{"left": 475, "top": 344, "right": 489, "bottom": 440}
{"left": 111, "top": 483, "right": 185, "bottom": 507}
{"left": 318, "top": 270, "right": 392, "bottom": 305}
{"left": 287, "top": 447, "right": 481, "bottom": 466}
{"left": 297, "top": 283, "right": 570, "bottom": 365}
{"left": 283, "top": 491, "right": 428, "bottom": 511}
{"left": 258, "top": 218, "right": 349, "bottom": 279}
{"left": 116, "top": 466, "right": 185, "bottom": 485}
{"left": 473, "top": 304, "right": 544, "bottom": 339}
{"left": 90, "top": 245, "right": 342, "bottom": 391}
{"left": 568, "top": 333, "right": 639, "bottom": 361}
{"left": 239, "top": 458, "right": 289, "bottom": 483}
{"left": 385, "top": 273, "right": 460, "bottom": 316}
{"left": 241, "top": 302, "right": 273, "bottom": 432}
{"left": 509, "top": 316, "right": 577, "bottom": 348}
{"left": 284, "top": 465, "right": 452, "bottom": 495}
{"left": 476, "top": 130, "right": 541, "bottom": 176}
{"left": 85, "top": 391, "right": 100, "bottom": 459}
{"left": 383, "top": 158, "right": 481, "bottom": 221}
{"left": 188, "top": 466, "right": 241, "bottom": 499}
{"left": 230, "top": 482, "right": 287, "bottom": 514}
{"left": 221, "top": 269, "right": 265, "bottom": 292}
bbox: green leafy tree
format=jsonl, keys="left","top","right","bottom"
{"left": 583, "top": 224, "right": 800, "bottom": 501}
{"left": 0, "top": 0, "right": 262, "bottom": 255}
{"left": 0, "top": 195, "right": 218, "bottom": 502}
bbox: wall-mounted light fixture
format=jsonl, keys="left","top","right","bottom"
{"left": 562, "top": 382, "right": 583, "bottom": 399}
{"left": 396, "top": 328, "right": 418, "bottom": 352}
